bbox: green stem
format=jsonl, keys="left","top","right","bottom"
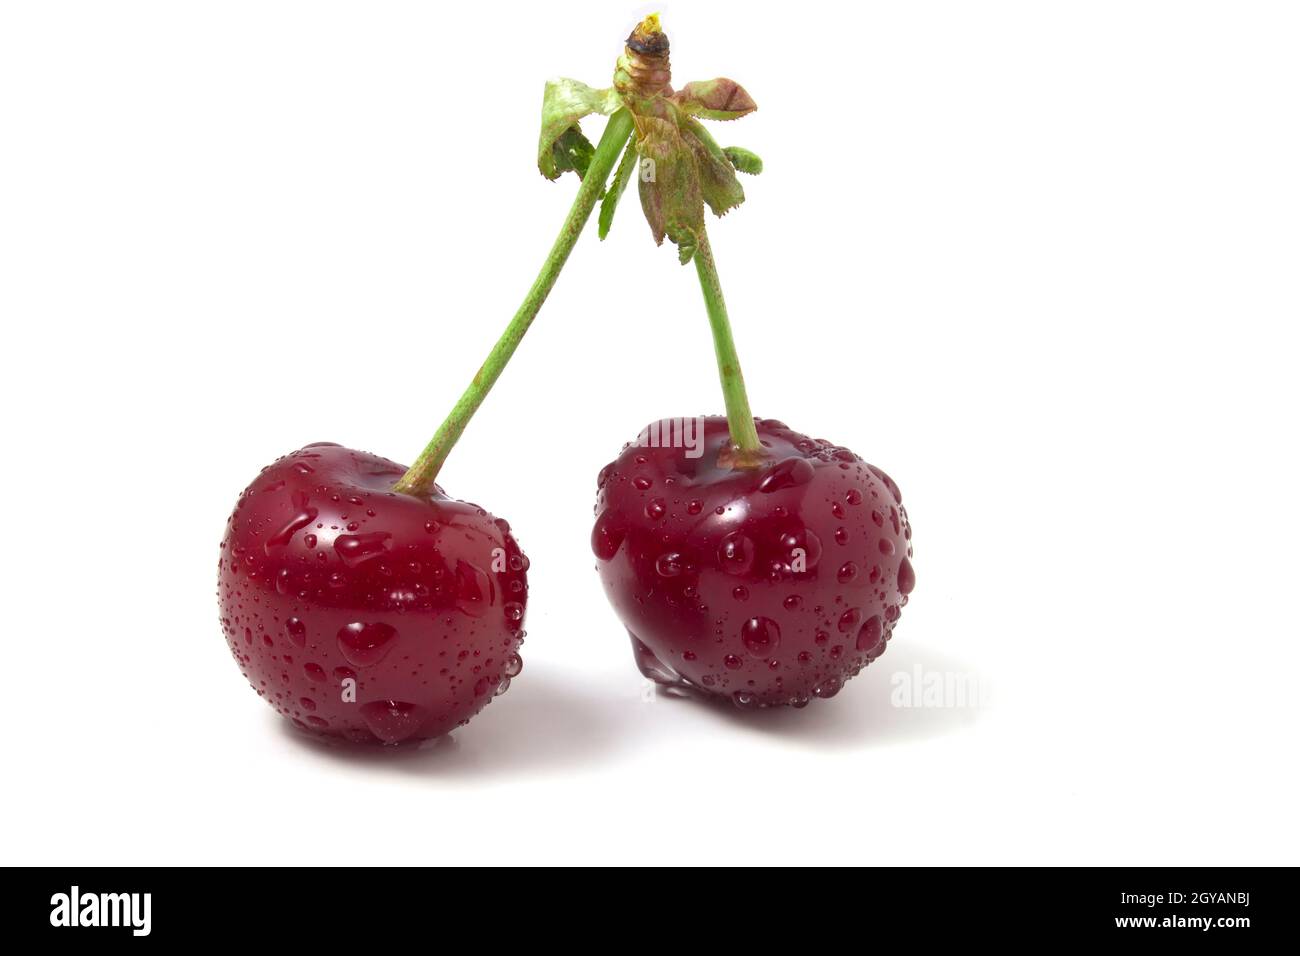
{"left": 693, "top": 226, "right": 763, "bottom": 461}
{"left": 394, "top": 110, "right": 636, "bottom": 496}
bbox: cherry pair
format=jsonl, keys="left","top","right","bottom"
{"left": 217, "top": 16, "right": 914, "bottom": 744}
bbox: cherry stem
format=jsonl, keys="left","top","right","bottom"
{"left": 692, "top": 226, "right": 764, "bottom": 463}
{"left": 393, "top": 110, "right": 637, "bottom": 497}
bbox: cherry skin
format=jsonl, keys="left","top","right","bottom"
{"left": 218, "top": 443, "right": 528, "bottom": 744}
{"left": 592, "top": 417, "right": 914, "bottom": 708}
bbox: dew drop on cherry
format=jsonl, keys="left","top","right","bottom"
{"left": 336, "top": 622, "right": 398, "bottom": 667}
{"left": 718, "top": 532, "right": 756, "bottom": 575}
{"left": 741, "top": 616, "right": 781, "bottom": 657}
{"left": 655, "top": 552, "right": 685, "bottom": 577}
{"left": 856, "top": 614, "right": 883, "bottom": 652}
{"left": 591, "top": 512, "right": 625, "bottom": 560}
{"left": 898, "top": 557, "right": 916, "bottom": 595}
{"left": 358, "top": 699, "right": 423, "bottom": 744}
{"left": 333, "top": 531, "right": 392, "bottom": 567}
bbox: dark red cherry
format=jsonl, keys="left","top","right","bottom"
{"left": 592, "top": 418, "right": 913, "bottom": 709}
{"left": 218, "top": 443, "right": 528, "bottom": 744}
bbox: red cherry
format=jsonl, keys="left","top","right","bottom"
{"left": 592, "top": 418, "right": 913, "bottom": 709}
{"left": 218, "top": 443, "right": 528, "bottom": 744}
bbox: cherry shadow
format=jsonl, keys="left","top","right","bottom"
{"left": 275, "top": 662, "right": 632, "bottom": 781}
{"left": 658, "top": 640, "right": 986, "bottom": 749}
{"left": 275, "top": 641, "right": 984, "bottom": 775}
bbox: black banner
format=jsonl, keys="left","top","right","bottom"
{"left": 4, "top": 867, "right": 1286, "bottom": 945}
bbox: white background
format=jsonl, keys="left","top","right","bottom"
{"left": 3, "top": 1, "right": 1297, "bottom": 866}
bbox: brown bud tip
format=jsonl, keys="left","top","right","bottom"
{"left": 627, "top": 13, "right": 669, "bottom": 57}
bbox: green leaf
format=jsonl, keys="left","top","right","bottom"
{"left": 724, "top": 146, "right": 763, "bottom": 175}
{"left": 598, "top": 138, "right": 639, "bottom": 239}
{"left": 537, "top": 78, "right": 621, "bottom": 180}
{"left": 671, "top": 78, "right": 757, "bottom": 121}
{"left": 549, "top": 125, "right": 595, "bottom": 180}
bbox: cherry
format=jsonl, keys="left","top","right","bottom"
{"left": 218, "top": 443, "right": 529, "bottom": 743}
{"left": 581, "top": 20, "right": 916, "bottom": 708}
{"left": 593, "top": 418, "right": 914, "bottom": 708}
{"left": 215, "top": 21, "right": 654, "bottom": 743}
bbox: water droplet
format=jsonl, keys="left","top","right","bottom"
{"left": 644, "top": 498, "right": 666, "bottom": 520}
{"left": 732, "top": 690, "right": 758, "bottom": 709}
{"left": 834, "top": 527, "right": 850, "bottom": 545}
{"left": 655, "top": 552, "right": 685, "bottom": 577}
{"left": 285, "top": 618, "right": 307, "bottom": 647}
{"left": 359, "top": 699, "right": 423, "bottom": 744}
{"left": 758, "top": 456, "right": 815, "bottom": 493}
{"left": 304, "top": 662, "right": 327, "bottom": 682}
{"left": 718, "top": 532, "right": 756, "bottom": 575}
{"left": 723, "top": 654, "right": 743, "bottom": 670}
{"left": 494, "top": 677, "right": 512, "bottom": 696}
{"left": 630, "top": 634, "right": 685, "bottom": 686}
{"left": 299, "top": 697, "right": 316, "bottom": 711}
{"left": 857, "top": 614, "right": 883, "bottom": 652}
{"left": 783, "top": 594, "right": 802, "bottom": 610}
{"left": 504, "top": 601, "right": 524, "bottom": 622}
{"left": 454, "top": 560, "right": 494, "bottom": 618}
{"left": 741, "top": 617, "right": 781, "bottom": 657}
{"left": 687, "top": 499, "right": 703, "bottom": 515}
{"left": 732, "top": 585, "right": 749, "bottom": 601}
{"left": 813, "top": 676, "right": 843, "bottom": 699}
{"left": 878, "top": 538, "right": 896, "bottom": 556}
{"left": 633, "top": 476, "right": 653, "bottom": 490}
{"left": 264, "top": 495, "right": 319, "bottom": 555}
{"left": 504, "top": 652, "right": 523, "bottom": 677}
{"left": 846, "top": 488, "right": 863, "bottom": 506}
{"left": 837, "top": 561, "right": 859, "bottom": 583}
{"left": 336, "top": 621, "right": 398, "bottom": 667}
{"left": 333, "top": 531, "right": 392, "bottom": 567}
{"left": 838, "top": 607, "right": 861, "bottom": 632}
{"left": 898, "top": 557, "right": 916, "bottom": 595}
{"left": 591, "top": 512, "right": 626, "bottom": 560}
